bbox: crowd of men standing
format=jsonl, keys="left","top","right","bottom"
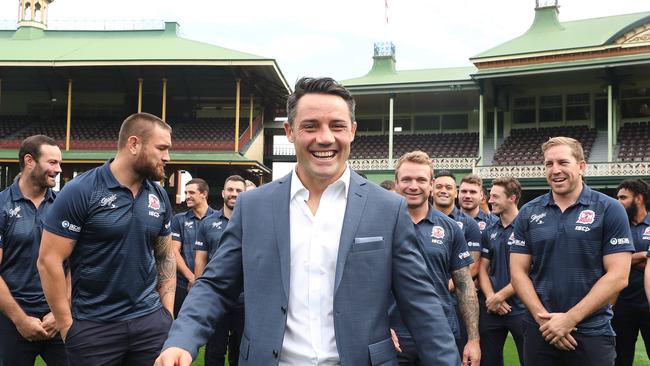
{"left": 0, "top": 76, "right": 649, "bottom": 366}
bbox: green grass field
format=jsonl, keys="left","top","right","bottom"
{"left": 34, "top": 335, "right": 650, "bottom": 365}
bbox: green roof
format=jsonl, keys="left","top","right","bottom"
{"left": 342, "top": 56, "right": 476, "bottom": 89}
{"left": 473, "top": 8, "right": 650, "bottom": 60}
{"left": 0, "top": 23, "right": 267, "bottom": 63}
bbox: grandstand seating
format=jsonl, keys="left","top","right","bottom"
{"left": 493, "top": 126, "right": 596, "bottom": 165}
{"left": 350, "top": 132, "right": 479, "bottom": 159}
{"left": 617, "top": 121, "right": 650, "bottom": 162}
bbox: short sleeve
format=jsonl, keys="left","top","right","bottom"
{"left": 158, "top": 188, "right": 173, "bottom": 237}
{"left": 510, "top": 208, "right": 531, "bottom": 255}
{"left": 194, "top": 220, "right": 208, "bottom": 252}
{"left": 42, "top": 180, "right": 88, "bottom": 241}
{"left": 170, "top": 214, "right": 183, "bottom": 242}
{"left": 464, "top": 218, "right": 482, "bottom": 253}
{"left": 480, "top": 230, "right": 493, "bottom": 260}
{"left": 450, "top": 223, "right": 473, "bottom": 271}
{"left": 0, "top": 205, "right": 6, "bottom": 248}
{"left": 602, "top": 201, "right": 634, "bottom": 255}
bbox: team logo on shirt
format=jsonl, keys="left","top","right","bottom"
{"left": 431, "top": 226, "right": 445, "bottom": 239}
{"left": 61, "top": 220, "right": 81, "bottom": 233}
{"left": 8, "top": 206, "right": 21, "bottom": 218}
{"left": 184, "top": 221, "right": 193, "bottom": 228}
{"left": 100, "top": 194, "right": 117, "bottom": 208}
{"left": 530, "top": 213, "right": 546, "bottom": 225}
{"left": 609, "top": 237, "right": 630, "bottom": 245}
{"left": 212, "top": 221, "right": 223, "bottom": 230}
{"left": 148, "top": 194, "right": 161, "bottom": 210}
{"left": 576, "top": 210, "right": 595, "bottom": 225}
{"left": 456, "top": 221, "right": 464, "bottom": 230}
{"left": 490, "top": 231, "right": 498, "bottom": 240}
{"left": 507, "top": 233, "right": 516, "bottom": 246}
{"left": 643, "top": 227, "right": 650, "bottom": 240}
{"left": 478, "top": 221, "right": 486, "bottom": 231}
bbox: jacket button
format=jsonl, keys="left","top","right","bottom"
{"left": 281, "top": 306, "right": 287, "bottom": 314}
{"left": 273, "top": 349, "right": 279, "bottom": 358}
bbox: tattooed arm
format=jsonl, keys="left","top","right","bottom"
{"left": 452, "top": 266, "right": 481, "bottom": 366}
{"left": 155, "top": 235, "right": 176, "bottom": 315}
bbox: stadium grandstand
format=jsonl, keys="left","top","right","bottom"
{"left": 266, "top": 0, "right": 650, "bottom": 201}
{"left": 0, "top": 0, "right": 289, "bottom": 209}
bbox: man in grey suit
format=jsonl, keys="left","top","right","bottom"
{"left": 156, "top": 77, "right": 460, "bottom": 366}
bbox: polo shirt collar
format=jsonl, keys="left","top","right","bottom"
{"left": 10, "top": 180, "right": 55, "bottom": 203}
{"left": 448, "top": 206, "right": 461, "bottom": 220}
{"left": 641, "top": 213, "right": 650, "bottom": 226}
{"left": 100, "top": 159, "right": 155, "bottom": 191}
{"left": 187, "top": 206, "right": 215, "bottom": 220}
{"left": 544, "top": 183, "right": 591, "bottom": 207}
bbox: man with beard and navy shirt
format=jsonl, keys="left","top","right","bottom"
{"left": 459, "top": 174, "right": 497, "bottom": 235}
{"left": 194, "top": 175, "right": 246, "bottom": 366}
{"left": 510, "top": 136, "right": 634, "bottom": 366}
{"left": 391, "top": 151, "right": 480, "bottom": 366}
{"left": 171, "top": 178, "right": 214, "bottom": 317}
{"left": 0, "top": 135, "right": 67, "bottom": 366}
{"left": 37, "top": 113, "right": 176, "bottom": 366}
{"left": 614, "top": 178, "right": 650, "bottom": 365}
{"left": 432, "top": 169, "right": 482, "bottom": 357}
{"left": 478, "top": 176, "right": 525, "bottom": 366}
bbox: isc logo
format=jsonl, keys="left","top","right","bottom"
{"left": 149, "top": 211, "right": 160, "bottom": 218}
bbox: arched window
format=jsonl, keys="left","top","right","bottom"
{"left": 34, "top": 2, "right": 42, "bottom": 22}
{"left": 24, "top": 2, "right": 32, "bottom": 21}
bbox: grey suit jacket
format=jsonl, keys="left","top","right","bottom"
{"left": 163, "top": 170, "right": 460, "bottom": 365}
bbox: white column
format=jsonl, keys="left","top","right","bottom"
{"left": 607, "top": 84, "right": 613, "bottom": 162}
{"left": 479, "top": 93, "right": 484, "bottom": 163}
{"left": 388, "top": 96, "right": 394, "bottom": 166}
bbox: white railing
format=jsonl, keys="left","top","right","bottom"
{"left": 474, "top": 162, "right": 650, "bottom": 179}
{"left": 349, "top": 157, "right": 477, "bottom": 171}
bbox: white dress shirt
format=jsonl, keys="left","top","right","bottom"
{"left": 279, "top": 166, "right": 350, "bottom": 365}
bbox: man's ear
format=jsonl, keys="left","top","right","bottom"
{"left": 128, "top": 136, "right": 139, "bottom": 155}
{"left": 284, "top": 121, "right": 295, "bottom": 143}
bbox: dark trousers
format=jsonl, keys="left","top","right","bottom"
{"left": 395, "top": 336, "right": 423, "bottom": 366}
{"left": 479, "top": 304, "right": 525, "bottom": 366}
{"left": 523, "top": 320, "right": 616, "bottom": 366}
{"left": 0, "top": 312, "right": 68, "bottom": 366}
{"left": 64, "top": 307, "right": 173, "bottom": 366}
{"left": 174, "top": 283, "right": 189, "bottom": 318}
{"left": 612, "top": 301, "right": 650, "bottom": 366}
{"left": 205, "top": 305, "right": 245, "bottom": 366}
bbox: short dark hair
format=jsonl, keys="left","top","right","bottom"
{"left": 491, "top": 176, "right": 522, "bottom": 204}
{"left": 186, "top": 178, "right": 209, "bottom": 194}
{"left": 224, "top": 175, "right": 246, "bottom": 187}
{"left": 286, "top": 77, "right": 356, "bottom": 126}
{"left": 118, "top": 113, "right": 171, "bottom": 149}
{"left": 380, "top": 180, "right": 395, "bottom": 190}
{"left": 618, "top": 179, "right": 649, "bottom": 205}
{"left": 19, "top": 134, "right": 58, "bottom": 170}
{"left": 434, "top": 169, "right": 456, "bottom": 180}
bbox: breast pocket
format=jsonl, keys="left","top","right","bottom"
{"left": 352, "top": 237, "right": 385, "bottom": 253}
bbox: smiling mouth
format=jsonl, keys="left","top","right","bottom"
{"left": 552, "top": 177, "right": 567, "bottom": 183}
{"left": 312, "top": 151, "right": 336, "bottom": 159}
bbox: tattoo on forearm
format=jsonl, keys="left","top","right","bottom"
{"left": 154, "top": 235, "right": 176, "bottom": 290}
{"left": 453, "top": 267, "right": 480, "bottom": 339}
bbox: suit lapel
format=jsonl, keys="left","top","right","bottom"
{"left": 334, "top": 171, "right": 368, "bottom": 293}
{"left": 272, "top": 173, "right": 292, "bottom": 298}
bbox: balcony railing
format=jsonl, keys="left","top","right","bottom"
{"left": 474, "top": 162, "right": 650, "bottom": 179}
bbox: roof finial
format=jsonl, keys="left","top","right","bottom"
{"left": 535, "top": 0, "right": 559, "bottom": 10}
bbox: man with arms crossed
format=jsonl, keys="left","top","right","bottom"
{"left": 392, "top": 151, "right": 479, "bottom": 366}
{"left": 156, "top": 77, "right": 460, "bottom": 366}
{"left": 171, "top": 178, "right": 214, "bottom": 317}
{"left": 459, "top": 174, "right": 497, "bottom": 234}
{"left": 194, "top": 175, "right": 246, "bottom": 366}
{"left": 0, "top": 135, "right": 67, "bottom": 366}
{"left": 38, "top": 113, "right": 176, "bottom": 365}
{"left": 477, "top": 177, "right": 525, "bottom": 365}
{"left": 510, "top": 137, "right": 633, "bottom": 366}
{"left": 614, "top": 178, "right": 650, "bottom": 365}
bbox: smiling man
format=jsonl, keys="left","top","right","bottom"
{"left": 459, "top": 174, "right": 497, "bottom": 234}
{"left": 37, "top": 113, "right": 176, "bottom": 366}
{"left": 510, "top": 136, "right": 634, "bottom": 366}
{"left": 0, "top": 135, "right": 67, "bottom": 366}
{"left": 156, "top": 77, "right": 460, "bottom": 366}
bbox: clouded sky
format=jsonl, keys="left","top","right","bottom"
{"left": 1, "top": 0, "right": 649, "bottom": 84}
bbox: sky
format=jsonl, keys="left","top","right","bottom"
{"left": 1, "top": 0, "right": 649, "bottom": 84}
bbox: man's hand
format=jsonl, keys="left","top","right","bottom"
{"left": 538, "top": 312, "right": 578, "bottom": 350}
{"left": 495, "top": 302, "right": 511, "bottom": 316}
{"left": 462, "top": 339, "right": 481, "bottom": 366}
{"left": 390, "top": 328, "right": 402, "bottom": 353}
{"left": 15, "top": 315, "right": 49, "bottom": 341}
{"left": 154, "top": 347, "right": 193, "bottom": 366}
{"left": 187, "top": 275, "right": 195, "bottom": 290}
{"left": 485, "top": 292, "right": 504, "bottom": 313}
{"left": 41, "top": 312, "right": 58, "bottom": 338}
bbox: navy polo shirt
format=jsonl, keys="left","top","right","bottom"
{"left": 390, "top": 205, "right": 473, "bottom": 340}
{"left": 43, "top": 160, "right": 172, "bottom": 322}
{"left": 480, "top": 219, "right": 525, "bottom": 316}
{"left": 170, "top": 206, "right": 214, "bottom": 286}
{"left": 474, "top": 210, "right": 498, "bottom": 234}
{"left": 449, "top": 207, "right": 482, "bottom": 253}
{"left": 619, "top": 213, "right": 650, "bottom": 306}
{"left": 511, "top": 184, "right": 634, "bottom": 336}
{"left": 194, "top": 209, "right": 229, "bottom": 260}
{"left": 0, "top": 182, "right": 56, "bottom": 314}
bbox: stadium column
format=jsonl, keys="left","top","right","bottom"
{"left": 235, "top": 79, "right": 241, "bottom": 152}
{"left": 479, "top": 90, "right": 484, "bottom": 163}
{"left": 0, "top": 78, "right": 2, "bottom": 113}
{"left": 493, "top": 106, "right": 498, "bottom": 150}
{"left": 65, "top": 78, "right": 73, "bottom": 151}
{"left": 607, "top": 84, "right": 613, "bottom": 162}
{"left": 388, "top": 94, "right": 394, "bottom": 167}
{"left": 249, "top": 95, "right": 254, "bottom": 139}
{"left": 138, "top": 78, "right": 143, "bottom": 113}
{"left": 162, "top": 78, "right": 168, "bottom": 121}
